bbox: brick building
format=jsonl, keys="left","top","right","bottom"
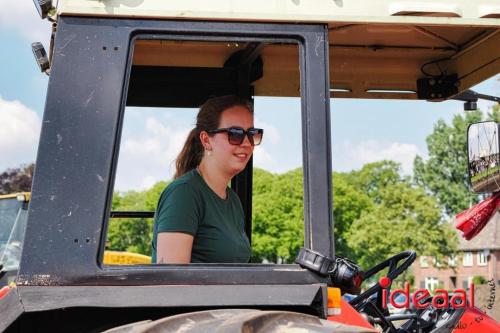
{"left": 413, "top": 212, "right": 500, "bottom": 291}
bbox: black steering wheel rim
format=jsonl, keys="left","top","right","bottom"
{"left": 349, "top": 250, "right": 417, "bottom": 332}
{"left": 349, "top": 250, "right": 416, "bottom": 307}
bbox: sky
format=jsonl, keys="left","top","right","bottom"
{"left": 1, "top": 4, "right": 499, "bottom": 191}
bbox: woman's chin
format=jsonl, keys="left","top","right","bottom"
{"left": 228, "top": 163, "right": 248, "bottom": 176}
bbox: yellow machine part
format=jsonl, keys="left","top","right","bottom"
{"left": 103, "top": 251, "right": 152, "bottom": 265}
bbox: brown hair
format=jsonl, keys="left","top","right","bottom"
{"left": 174, "top": 95, "right": 253, "bottom": 178}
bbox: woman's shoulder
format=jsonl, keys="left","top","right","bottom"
{"left": 170, "top": 169, "right": 198, "bottom": 187}
{"left": 160, "top": 169, "right": 200, "bottom": 198}
{"left": 157, "top": 169, "right": 203, "bottom": 209}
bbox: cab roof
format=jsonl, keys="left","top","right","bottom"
{"left": 55, "top": 0, "right": 500, "bottom": 99}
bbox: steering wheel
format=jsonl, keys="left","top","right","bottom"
{"left": 349, "top": 250, "right": 417, "bottom": 332}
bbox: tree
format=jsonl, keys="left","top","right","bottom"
{"left": 252, "top": 168, "right": 304, "bottom": 263}
{"left": 0, "top": 163, "right": 35, "bottom": 194}
{"left": 107, "top": 181, "right": 168, "bottom": 255}
{"left": 252, "top": 161, "right": 457, "bottom": 266}
{"left": 413, "top": 106, "right": 499, "bottom": 216}
{"left": 413, "top": 111, "right": 481, "bottom": 215}
{"left": 332, "top": 173, "right": 372, "bottom": 259}
{"left": 346, "top": 161, "right": 457, "bottom": 270}
{"left": 342, "top": 160, "right": 403, "bottom": 204}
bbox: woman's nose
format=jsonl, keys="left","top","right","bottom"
{"left": 240, "top": 134, "right": 252, "bottom": 147}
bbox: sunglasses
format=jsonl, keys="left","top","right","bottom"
{"left": 207, "top": 127, "right": 264, "bottom": 146}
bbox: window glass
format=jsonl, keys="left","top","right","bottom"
{"left": 432, "top": 257, "right": 442, "bottom": 268}
{"left": 419, "top": 256, "right": 428, "bottom": 268}
{"left": 477, "top": 251, "right": 488, "bottom": 266}
{"left": 424, "top": 277, "right": 440, "bottom": 291}
{"left": 0, "top": 199, "right": 28, "bottom": 276}
{"left": 463, "top": 252, "right": 473, "bottom": 266}
{"left": 462, "top": 280, "right": 468, "bottom": 290}
{"left": 0, "top": 198, "right": 20, "bottom": 244}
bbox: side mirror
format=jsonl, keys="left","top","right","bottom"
{"left": 468, "top": 121, "right": 500, "bottom": 193}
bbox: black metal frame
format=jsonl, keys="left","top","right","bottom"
{"left": 15, "top": 16, "right": 332, "bottom": 317}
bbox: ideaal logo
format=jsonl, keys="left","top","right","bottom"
{"left": 379, "top": 276, "right": 474, "bottom": 310}
{"left": 379, "top": 276, "right": 497, "bottom": 330}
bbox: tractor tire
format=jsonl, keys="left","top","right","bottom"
{"left": 103, "top": 309, "right": 374, "bottom": 333}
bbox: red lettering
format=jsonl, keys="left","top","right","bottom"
{"left": 413, "top": 289, "right": 431, "bottom": 309}
{"left": 470, "top": 282, "right": 475, "bottom": 307}
{"left": 432, "top": 289, "right": 449, "bottom": 309}
{"left": 450, "top": 290, "right": 466, "bottom": 308}
{"left": 390, "top": 282, "right": 410, "bottom": 309}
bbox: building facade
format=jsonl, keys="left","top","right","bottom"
{"left": 413, "top": 212, "right": 500, "bottom": 291}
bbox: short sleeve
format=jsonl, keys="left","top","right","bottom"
{"left": 155, "top": 183, "right": 201, "bottom": 236}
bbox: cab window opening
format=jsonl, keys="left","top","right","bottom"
{"left": 105, "top": 38, "right": 304, "bottom": 266}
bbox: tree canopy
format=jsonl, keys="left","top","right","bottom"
{"left": 414, "top": 105, "right": 499, "bottom": 216}
{"left": 345, "top": 161, "right": 456, "bottom": 269}
{"left": 251, "top": 168, "right": 305, "bottom": 263}
{"left": 106, "top": 161, "right": 457, "bottom": 271}
{"left": 108, "top": 181, "right": 167, "bottom": 255}
{"left": 0, "top": 163, "right": 34, "bottom": 195}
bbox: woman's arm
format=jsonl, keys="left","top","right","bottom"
{"left": 156, "top": 232, "right": 194, "bottom": 264}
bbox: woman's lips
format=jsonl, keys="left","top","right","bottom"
{"left": 234, "top": 153, "right": 249, "bottom": 160}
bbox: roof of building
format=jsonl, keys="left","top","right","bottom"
{"left": 457, "top": 210, "right": 500, "bottom": 251}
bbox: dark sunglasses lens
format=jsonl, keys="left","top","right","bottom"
{"left": 227, "top": 128, "right": 245, "bottom": 145}
{"left": 249, "top": 129, "right": 263, "bottom": 145}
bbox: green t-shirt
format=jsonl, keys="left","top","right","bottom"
{"left": 152, "top": 169, "right": 251, "bottom": 263}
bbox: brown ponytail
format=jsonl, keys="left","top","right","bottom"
{"left": 174, "top": 95, "right": 253, "bottom": 178}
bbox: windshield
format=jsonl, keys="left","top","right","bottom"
{"left": 0, "top": 197, "right": 28, "bottom": 273}
{"left": 0, "top": 198, "right": 21, "bottom": 246}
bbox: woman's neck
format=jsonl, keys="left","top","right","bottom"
{"left": 198, "top": 161, "right": 231, "bottom": 199}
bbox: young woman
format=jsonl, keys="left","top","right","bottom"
{"left": 152, "top": 95, "right": 264, "bottom": 263}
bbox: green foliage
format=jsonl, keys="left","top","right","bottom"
{"left": 345, "top": 161, "right": 457, "bottom": 269}
{"left": 107, "top": 160, "right": 458, "bottom": 268}
{"left": 332, "top": 173, "right": 372, "bottom": 258}
{"left": 488, "top": 104, "right": 500, "bottom": 123}
{"left": 342, "top": 160, "right": 403, "bottom": 203}
{"left": 252, "top": 168, "right": 304, "bottom": 263}
{"left": 413, "top": 110, "right": 484, "bottom": 215}
{"left": 472, "top": 275, "right": 488, "bottom": 285}
{"left": 252, "top": 160, "right": 457, "bottom": 268}
{"left": 0, "top": 163, "right": 34, "bottom": 195}
{"left": 107, "top": 181, "right": 167, "bottom": 255}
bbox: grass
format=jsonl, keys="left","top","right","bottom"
{"left": 471, "top": 166, "right": 500, "bottom": 182}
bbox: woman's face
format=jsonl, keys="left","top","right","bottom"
{"left": 208, "top": 105, "right": 255, "bottom": 177}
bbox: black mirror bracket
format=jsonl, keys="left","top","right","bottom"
{"left": 295, "top": 247, "right": 364, "bottom": 295}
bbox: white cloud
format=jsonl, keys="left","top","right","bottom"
{"left": 0, "top": 96, "right": 41, "bottom": 171}
{"left": 0, "top": 1, "right": 52, "bottom": 45}
{"left": 252, "top": 116, "right": 295, "bottom": 172}
{"left": 253, "top": 146, "right": 275, "bottom": 168}
{"left": 336, "top": 140, "right": 422, "bottom": 175}
{"left": 114, "top": 117, "right": 190, "bottom": 191}
{"left": 255, "top": 117, "right": 280, "bottom": 145}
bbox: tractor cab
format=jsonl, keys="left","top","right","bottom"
{"left": 2, "top": 0, "right": 500, "bottom": 332}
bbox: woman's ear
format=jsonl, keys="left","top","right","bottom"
{"left": 199, "top": 131, "right": 212, "bottom": 151}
